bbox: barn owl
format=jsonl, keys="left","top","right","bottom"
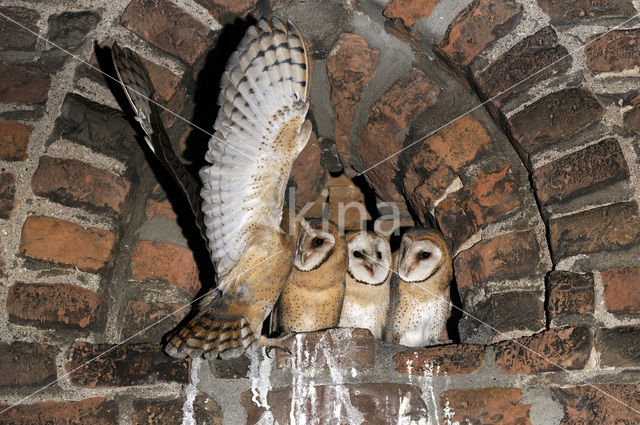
{"left": 338, "top": 231, "right": 391, "bottom": 339}
{"left": 384, "top": 227, "right": 453, "bottom": 347}
{"left": 112, "top": 18, "right": 311, "bottom": 359}
{"left": 274, "top": 219, "right": 347, "bottom": 333}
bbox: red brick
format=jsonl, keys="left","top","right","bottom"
{"left": 7, "top": 283, "right": 104, "bottom": 330}
{"left": 122, "top": 300, "right": 187, "bottom": 342}
{"left": 121, "top": 0, "right": 212, "bottom": 66}
{"left": 586, "top": 28, "right": 640, "bottom": 75}
{"left": 383, "top": 0, "right": 441, "bottom": 27}
{"left": 436, "top": 0, "right": 523, "bottom": 67}
{"left": 289, "top": 132, "right": 327, "bottom": 208}
{"left": 538, "top": 0, "right": 636, "bottom": 23}
{"left": 0, "top": 119, "right": 30, "bottom": 161}
{"left": 0, "top": 6, "right": 40, "bottom": 50}
{"left": 475, "top": 26, "right": 570, "bottom": 107}
{"left": 327, "top": 33, "right": 379, "bottom": 177}
{"left": 532, "top": 138, "right": 629, "bottom": 206}
{"left": 0, "top": 63, "right": 50, "bottom": 104}
{"left": 549, "top": 201, "right": 640, "bottom": 262}
{"left": 32, "top": 156, "right": 131, "bottom": 215}
{"left": 195, "top": 0, "right": 256, "bottom": 25}
{"left": 436, "top": 195, "right": 478, "bottom": 249}
{"left": 66, "top": 341, "right": 189, "bottom": 387}
{"left": 132, "top": 396, "right": 222, "bottom": 425}
{"left": 20, "top": 216, "right": 117, "bottom": 273}
{"left": 0, "top": 398, "right": 119, "bottom": 424}
{"left": 0, "top": 172, "right": 17, "bottom": 219}
{"left": 602, "top": 266, "right": 640, "bottom": 314}
{"left": 0, "top": 342, "right": 57, "bottom": 387}
{"left": 553, "top": 384, "right": 640, "bottom": 425}
{"left": 547, "top": 271, "right": 595, "bottom": 319}
{"left": 130, "top": 240, "right": 201, "bottom": 295}
{"left": 454, "top": 229, "right": 542, "bottom": 290}
{"left": 507, "top": 87, "right": 605, "bottom": 164}
{"left": 243, "top": 383, "right": 428, "bottom": 425}
{"left": 394, "top": 344, "right": 485, "bottom": 376}
{"left": 441, "top": 387, "right": 532, "bottom": 425}
{"left": 596, "top": 325, "right": 640, "bottom": 367}
{"left": 145, "top": 185, "right": 178, "bottom": 219}
{"left": 494, "top": 327, "right": 592, "bottom": 374}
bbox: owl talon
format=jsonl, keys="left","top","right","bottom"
{"left": 265, "top": 333, "right": 295, "bottom": 358}
{"left": 265, "top": 342, "right": 292, "bottom": 358}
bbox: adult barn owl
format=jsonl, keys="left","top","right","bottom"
{"left": 112, "top": 18, "right": 311, "bottom": 359}
{"left": 384, "top": 228, "right": 452, "bottom": 347}
{"left": 338, "top": 231, "right": 391, "bottom": 339}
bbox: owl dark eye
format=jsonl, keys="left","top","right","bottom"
{"left": 312, "top": 237, "right": 324, "bottom": 247}
{"left": 376, "top": 251, "right": 382, "bottom": 260}
{"left": 353, "top": 250, "right": 363, "bottom": 258}
{"left": 420, "top": 251, "right": 431, "bottom": 259}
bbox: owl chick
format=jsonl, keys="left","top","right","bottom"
{"left": 275, "top": 219, "right": 348, "bottom": 333}
{"left": 384, "top": 227, "right": 453, "bottom": 347}
{"left": 338, "top": 231, "right": 391, "bottom": 339}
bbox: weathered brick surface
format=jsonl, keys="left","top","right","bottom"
{"left": 549, "top": 201, "right": 640, "bottom": 261}
{"left": 0, "top": 398, "right": 119, "bottom": 425}
{"left": 31, "top": 156, "right": 131, "bottom": 215}
{"left": 327, "top": 33, "right": 379, "bottom": 177}
{"left": 596, "top": 325, "right": 640, "bottom": 367}
{"left": 7, "top": 283, "right": 104, "bottom": 330}
{"left": 601, "top": 266, "right": 640, "bottom": 314}
{"left": 66, "top": 341, "right": 189, "bottom": 387}
{"left": 289, "top": 132, "right": 327, "bottom": 207}
{"left": 121, "top": 0, "right": 212, "bottom": 66}
{"left": 0, "top": 342, "right": 57, "bottom": 387}
{"left": 394, "top": 344, "right": 485, "bottom": 376}
{"left": 0, "top": 172, "right": 17, "bottom": 219}
{"left": 507, "top": 87, "right": 604, "bottom": 163}
{"left": 47, "top": 11, "right": 100, "bottom": 53}
{"left": 145, "top": 185, "right": 178, "bottom": 220}
{"left": 383, "top": 0, "right": 441, "bottom": 27}
{"left": 494, "top": 327, "right": 592, "bottom": 374}
{"left": 547, "top": 271, "right": 595, "bottom": 319}
{"left": 537, "top": 0, "right": 636, "bottom": 23}
{"left": 0, "top": 119, "right": 30, "bottom": 161}
{"left": 20, "top": 216, "right": 117, "bottom": 273}
{"left": 0, "top": 63, "right": 51, "bottom": 104}
{"left": 243, "top": 383, "right": 428, "bottom": 425}
{"left": 132, "top": 395, "right": 222, "bottom": 425}
{"left": 0, "top": 6, "right": 40, "bottom": 50}
{"left": 585, "top": 28, "right": 640, "bottom": 75}
{"left": 130, "top": 240, "right": 201, "bottom": 295}
{"left": 475, "top": 26, "right": 570, "bottom": 107}
{"left": 436, "top": 0, "right": 522, "bottom": 67}
{"left": 195, "top": 0, "right": 256, "bottom": 25}
{"left": 624, "top": 91, "right": 640, "bottom": 132}
{"left": 441, "top": 387, "right": 532, "bottom": 425}
{"left": 553, "top": 384, "right": 640, "bottom": 424}
{"left": 532, "top": 138, "right": 629, "bottom": 206}
{"left": 122, "top": 300, "right": 186, "bottom": 342}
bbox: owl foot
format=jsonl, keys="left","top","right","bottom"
{"left": 265, "top": 333, "right": 295, "bottom": 358}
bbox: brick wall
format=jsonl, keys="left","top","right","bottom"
{"left": 0, "top": 0, "right": 639, "bottom": 424}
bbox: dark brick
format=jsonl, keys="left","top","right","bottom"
{"left": 0, "top": 63, "right": 50, "bottom": 104}
{"left": 441, "top": 387, "right": 532, "bottom": 425}
{"left": 597, "top": 325, "right": 640, "bottom": 367}
{"left": 7, "top": 283, "right": 104, "bottom": 330}
{"left": 495, "top": 327, "right": 592, "bottom": 374}
{"left": 0, "top": 119, "right": 30, "bottom": 161}
{"left": 44, "top": 11, "right": 100, "bottom": 68}
{"left": 553, "top": 384, "right": 640, "bottom": 425}
{"left": 394, "top": 344, "right": 485, "bottom": 376}
{"left": 0, "top": 342, "right": 57, "bottom": 387}
{"left": 20, "top": 215, "right": 117, "bottom": 273}
{"left": 586, "top": 28, "right": 640, "bottom": 75}
{"left": 0, "top": 398, "right": 119, "bottom": 425}
{"left": 132, "top": 395, "right": 222, "bottom": 425}
{"left": 289, "top": 132, "right": 327, "bottom": 208}
{"left": 122, "top": 301, "right": 187, "bottom": 342}
{"left": 121, "top": 0, "right": 212, "bottom": 66}
{"left": 66, "top": 341, "right": 189, "bottom": 387}
{"left": 31, "top": 156, "right": 131, "bottom": 215}
{"left": 602, "top": 266, "right": 640, "bottom": 314}
{"left": 0, "top": 172, "right": 17, "bottom": 219}
{"left": 475, "top": 26, "right": 571, "bottom": 107}
{"left": 0, "top": 6, "right": 40, "bottom": 50}
{"left": 532, "top": 138, "right": 629, "bottom": 206}
{"left": 507, "top": 87, "right": 605, "bottom": 164}
{"left": 624, "top": 91, "right": 640, "bottom": 132}
{"left": 196, "top": 0, "right": 256, "bottom": 25}
{"left": 243, "top": 383, "right": 428, "bottom": 425}
{"left": 383, "top": 0, "right": 441, "bottom": 27}
{"left": 549, "top": 201, "right": 640, "bottom": 261}
{"left": 537, "top": 0, "right": 636, "bottom": 23}
{"left": 436, "top": 196, "right": 478, "bottom": 250}
{"left": 547, "top": 271, "right": 595, "bottom": 319}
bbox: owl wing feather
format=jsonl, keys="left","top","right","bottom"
{"left": 200, "top": 18, "right": 311, "bottom": 281}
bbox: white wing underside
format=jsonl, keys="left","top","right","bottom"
{"left": 200, "top": 18, "right": 311, "bottom": 279}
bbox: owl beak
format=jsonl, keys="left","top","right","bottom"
{"left": 363, "top": 261, "right": 375, "bottom": 276}
{"left": 301, "top": 252, "right": 310, "bottom": 265}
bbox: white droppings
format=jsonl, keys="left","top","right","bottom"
{"left": 442, "top": 398, "right": 459, "bottom": 425}
{"left": 181, "top": 356, "right": 201, "bottom": 425}
{"left": 249, "top": 347, "right": 275, "bottom": 409}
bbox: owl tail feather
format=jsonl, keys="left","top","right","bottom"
{"left": 164, "top": 311, "right": 263, "bottom": 360}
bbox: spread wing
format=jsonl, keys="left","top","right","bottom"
{"left": 200, "top": 18, "right": 311, "bottom": 279}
